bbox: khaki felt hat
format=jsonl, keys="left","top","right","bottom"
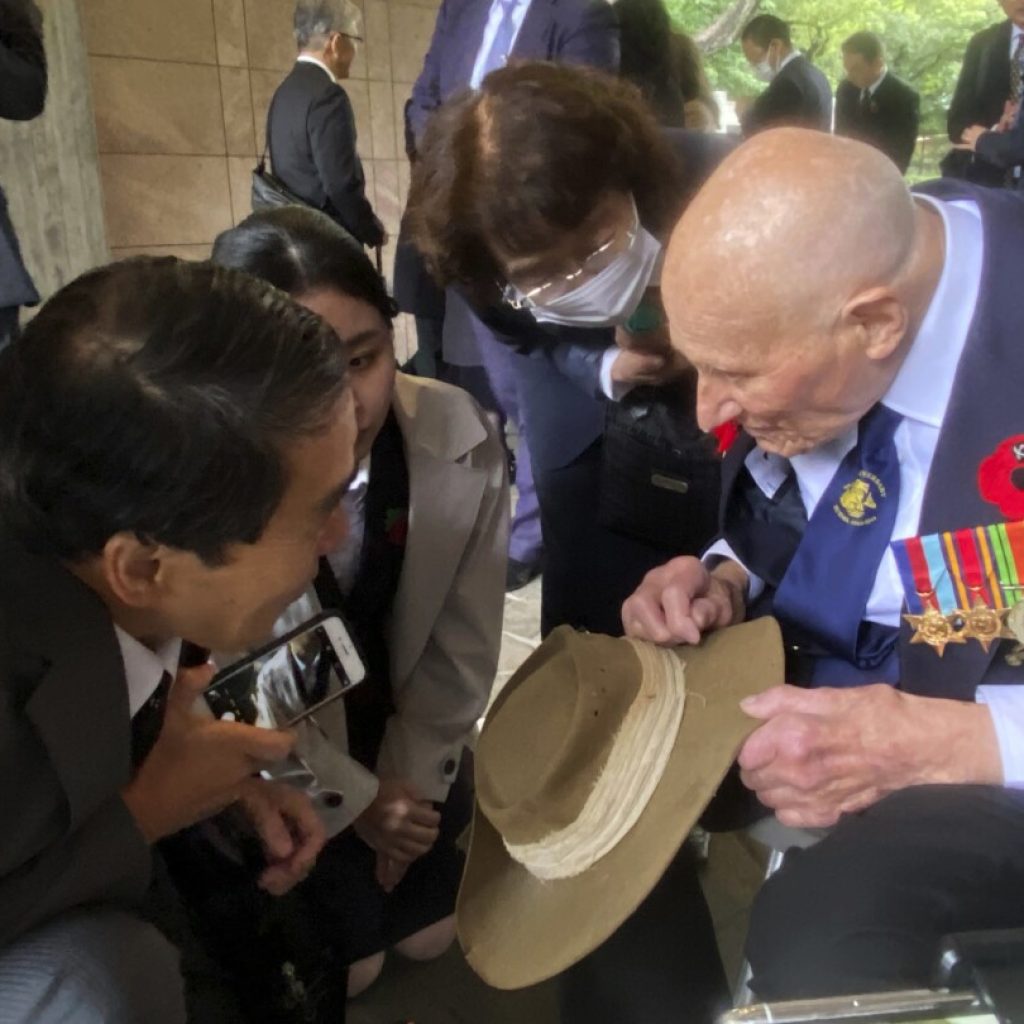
{"left": 457, "top": 618, "right": 784, "bottom": 990}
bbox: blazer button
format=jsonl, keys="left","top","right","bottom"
{"left": 443, "top": 758, "right": 457, "bottom": 776}
{"left": 321, "top": 792, "right": 344, "bottom": 809}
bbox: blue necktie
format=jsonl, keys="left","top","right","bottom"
{"left": 477, "top": 0, "right": 520, "bottom": 82}
{"left": 772, "top": 403, "right": 902, "bottom": 678}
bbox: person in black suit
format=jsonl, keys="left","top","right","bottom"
{"left": 959, "top": 102, "right": 1024, "bottom": 184}
{"left": 945, "top": 0, "right": 1024, "bottom": 186}
{"left": 835, "top": 32, "right": 919, "bottom": 174}
{"left": 740, "top": 14, "right": 832, "bottom": 135}
{"left": 0, "top": 258, "right": 357, "bottom": 1022}
{"left": 0, "top": 0, "right": 46, "bottom": 350}
{"left": 267, "top": 0, "right": 384, "bottom": 248}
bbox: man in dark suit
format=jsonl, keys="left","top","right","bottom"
{"left": 268, "top": 1, "right": 384, "bottom": 248}
{"left": 0, "top": 0, "right": 46, "bottom": 350}
{"left": 740, "top": 14, "right": 832, "bottom": 135}
{"left": 835, "top": 31, "right": 919, "bottom": 174}
{"left": 625, "top": 128, "right": 1024, "bottom": 999}
{"left": 959, "top": 100, "right": 1024, "bottom": 183}
{"left": 404, "top": 0, "right": 619, "bottom": 591}
{"left": 945, "top": 0, "right": 1024, "bottom": 186}
{"left": 0, "top": 258, "right": 355, "bottom": 1022}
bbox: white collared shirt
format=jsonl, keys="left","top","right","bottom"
{"left": 297, "top": 53, "right": 338, "bottom": 85}
{"left": 864, "top": 67, "right": 888, "bottom": 100}
{"left": 1012, "top": 23, "right": 1023, "bottom": 57}
{"left": 707, "top": 194, "right": 1024, "bottom": 785}
{"left": 326, "top": 455, "right": 371, "bottom": 595}
{"left": 114, "top": 626, "right": 182, "bottom": 718}
{"left": 469, "top": 0, "right": 533, "bottom": 89}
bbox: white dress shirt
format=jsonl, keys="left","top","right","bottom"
{"left": 114, "top": 625, "right": 182, "bottom": 718}
{"left": 707, "top": 194, "right": 1024, "bottom": 785}
{"left": 326, "top": 455, "right": 371, "bottom": 594}
{"left": 469, "top": 0, "right": 533, "bottom": 89}
{"left": 296, "top": 53, "right": 337, "bottom": 85}
{"left": 863, "top": 67, "right": 888, "bottom": 102}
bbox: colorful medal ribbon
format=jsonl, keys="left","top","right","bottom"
{"left": 892, "top": 522, "right": 1024, "bottom": 657}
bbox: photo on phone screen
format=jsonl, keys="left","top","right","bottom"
{"left": 204, "top": 613, "right": 365, "bottom": 729}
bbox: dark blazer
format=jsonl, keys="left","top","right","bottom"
{"left": 407, "top": 0, "right": 619, "bottom": 146}
{"left": 0, "top": 0, "right": 46, "bottom": 310}
{"left": 835, "top": 72, "right": 920, "bottom": 174}
{"left": 268, "top": 62, "right": 383, "bottom": 248}
{"left": 720, "top": 182, "right": 1024, "bottom": 700}
{"left": 945, "top": 20, "right": 1016, "bottom": 185}
{"left": 974, "top": 111, "right": 1024, "bottom": 178}
{"left": 0, "top": 531, "right": 151, "bottom": 949}
{"left": 742, "top": 54, "right": 832, "bottom": 136}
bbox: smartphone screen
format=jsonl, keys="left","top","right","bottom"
{"left": 205, "top": 614, "right": 364, "bottom": 729}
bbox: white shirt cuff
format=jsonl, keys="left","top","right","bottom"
{"left": 599, "top": 346, "right": 637, "bottom": 401}
{"left": 702, "top": 539, "right": 765, "bottom": 603}
{"left": 976, "top": 686, "right": 1024, "bottom": 788}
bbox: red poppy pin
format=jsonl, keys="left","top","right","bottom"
{"left": 978, "top": 434, "right": 1024, "bottom": 519}
{"left": 712, "top": 420, "right": 740, "bottom": 456}
{"left": 385, "top": 508, "right": 409, "bottom": 546}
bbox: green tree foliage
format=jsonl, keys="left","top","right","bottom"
{"left": 664, "top": 0, "right": 1004, "bottom": 174}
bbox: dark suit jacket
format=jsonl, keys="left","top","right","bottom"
{"left": 835, "top": 72, "right": 920, "bottom": 174}
{"left": 268, "top": 62, "right": 383, "bottom": 248}
{"left": 945, "top": 20, "right": 1016, "bottom": 185}
{"left": 0, "top": 0, "right": 46, "bottom": 310}
{"left": 0, "top": 531, "right": 151, "bottom": 949}
{"left": 974, "top": 110, "right": 1024, "bottom": 178}
{"left": 407, "top": 0, "right": 619, "bottom": 146}
{"left": 719, "top": 182, "right": 1024, "bottom": 700}
{"left": 742, "top": 54, "right": 832, "bottom": 136}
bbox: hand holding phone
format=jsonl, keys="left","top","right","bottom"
{"left": 122, "top": 663, "right": 296, "bottom": 844}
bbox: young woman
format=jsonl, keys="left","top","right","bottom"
{"left": 202, "top": 205, "right": 508, "bottom": 1006}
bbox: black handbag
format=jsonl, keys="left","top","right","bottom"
{"left": 598, "top": 378, "right": 722, "bottom": 555}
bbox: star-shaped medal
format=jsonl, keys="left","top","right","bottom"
{"left": 904, "top": 606, "right": 967, "bottom": 657}
{"left": 960, "top": 599, "right": 1010, "bottom": 653}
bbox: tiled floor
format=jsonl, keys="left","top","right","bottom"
{"left": 349, "top": 577, "right": 766, "bottom": 1023}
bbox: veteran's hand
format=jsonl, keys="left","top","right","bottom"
{"left": 737, "top": 684, "right": 1004, "bottom": 828}
{"left": 238, "top": 778, "right": 326, "bottom": 896}
{"left": 622, "top": 556, "right": 747, "bottom": 645}
{"left": 354, "top": 779, "right": 441, "bottom": 864}
{"left": 122, "top": 664, "right": 295, "bottom": 843}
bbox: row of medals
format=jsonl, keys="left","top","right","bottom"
{"left": 906, "top": 598, "right": 1024, "bottom": 659}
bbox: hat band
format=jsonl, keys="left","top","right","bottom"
{"left": 502, "top": 640, "right": 686, "bottom": 881}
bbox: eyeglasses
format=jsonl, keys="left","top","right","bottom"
{"left": 500, "top": 204, "right": 640, "bottom": 311}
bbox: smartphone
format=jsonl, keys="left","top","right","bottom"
{"left": 204, "top": 611, "right": 365, "bottom": 728}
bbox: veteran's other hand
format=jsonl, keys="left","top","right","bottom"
{"left": 355, "top": 778, "right": 441, "bottom": 864}
{"left": 737, "top": 684, "right": 1004, "bottom": 828}
{"left": 238, "top": 778, "right": 326, "bottom": 896}
{"left": 122, "top": 664, "right": 295, "bottom": 843}
{"left": 622, "top": 556, "right": 747, "bottom": 645}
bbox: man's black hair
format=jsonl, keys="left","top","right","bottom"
{"left": 0, "top": 257, "right": 348, "bottom": 564}
{"left": 742, "top": 14, "right": 792, "bottom": 49}
{"left": 842, "top": 31, "right": 884, "bottom": 65}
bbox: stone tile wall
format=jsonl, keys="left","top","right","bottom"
{"left": 82, "top": 0, "right": 444, "bottom": 360}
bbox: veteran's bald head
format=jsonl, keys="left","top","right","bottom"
{"left": 665, "top": 129, "right": 918, "bottom": 342}
{"left": 664, "top": 129, "right": 945, "bottom": 457}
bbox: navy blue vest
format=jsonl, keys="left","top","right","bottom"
{"left": 721, "top": 182, "right": 1024, "bottom": 699}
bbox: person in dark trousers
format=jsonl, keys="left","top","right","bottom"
{"left": 835, "top": 31, "right": 919, "bottom": 175}
{"left": 739, "top": 14, "right": 832, "bottom": 135}
{"left": 267, "top": 1, "right": 385, "bottom": 248}
{"left": 944, "top": 0, "right": 1024, "bottom": 186}
{"left": 0, "top": 0, "right": 46, "bottom": 349}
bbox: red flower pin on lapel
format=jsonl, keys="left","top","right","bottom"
{"left": 978, "top": 434, "right": 1024, "bottom": 519}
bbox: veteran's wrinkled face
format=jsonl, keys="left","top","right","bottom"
{"left": 673, "top": 310, "right": 891, "bottom": 459}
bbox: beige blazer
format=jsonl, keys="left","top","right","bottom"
{"left": 271, "top": 372, "right": 509, "bottom": 832}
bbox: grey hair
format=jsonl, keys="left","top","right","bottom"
{"left": 293, "top": 0, "right": 362, "bottom": 49}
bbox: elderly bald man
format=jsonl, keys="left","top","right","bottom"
{"left": 624, "top": 128, "right": 1024, "bottom": 998}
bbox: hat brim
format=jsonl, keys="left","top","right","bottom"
{"left": 457, "top": 617, "right": 783, "bottom": 990}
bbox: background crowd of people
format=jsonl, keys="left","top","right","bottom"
{"left": 2, "top": 0, "right": 1024, "bottom": 1022}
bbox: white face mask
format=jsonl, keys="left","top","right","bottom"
{"left": 752, "top": 43, "right": 777, "bottom": 82}
{"left": 527, "top": 226, "right": 663, "bottom": 328}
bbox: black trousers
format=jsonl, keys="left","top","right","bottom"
{"left": 747, "top": 784, "right": 1024, "bottom": 998}
{"left": 558, "top": 844, "right": 730, "bottom": 1024}
{"left": 533, "top": 439, "right": 680, "bottom": 637}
